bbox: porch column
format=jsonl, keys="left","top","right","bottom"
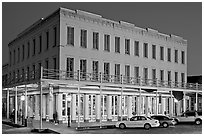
{"left": 138, "top": 88, "right": 142, "bottom": 115}
{"left": 169, "top": 91, "right": 173, "bottom": 117}
{"left": 71, "top": 94, "right": 76, "bottom": 122}
{"left": 34, "top": 95, "right": 40, "bottom": 120}
{"left": 107, "top": 95, "right": 112, "bottom": 121}
{"left": 7, "top": 89, "right": 10, "bottom": 119}
{"left": 57, "top": 93, "right": 62, "bottom": 122}
{"left": 183, "top": 92, "right": 186, "bottom": 112}
{"left": 117, "top": 95, "right": 122, "bottom": 120}
{"left": 25, "top": 85, "right": 28, "bottom": 119}
{"left": 195, "top": 92, "right": 198, "bottom": 111}
{"left": 155, "top": 90, "right": 158, "bottom": 115}
{"left": 84, "top": 94, "right": 89, "bottom": 122}
{"left": 42, "top": 95, "right": 46, "bottom": 119}
{"left": 127, "top": 96, "right": 133, "bottom": 119}
{"left": 177, "top": 101, "right": 181, "bottom": 115}
{"left": 14, "top": 87, "right": 18, "bottom": 124}
{"left": 95, "top": 95, "right": 101, "bottom": 122}
{"left": 90, "top": 95, "right": 93, "bottom": 121}
{"left": 137, "top": 95, "right": 141, "bottom": 115}
{"left": 145, "top": 96, "right": 149, "bottom": 116}
{"left": 48, "top": 86, "right": 54, "bottom": 121}
{"left": 189, "top": 96, "right": 191, "bottom": 111}
{"left": 161, "top": 97, "right": 165, "bottom": 115}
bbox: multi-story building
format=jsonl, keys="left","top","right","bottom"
{"left": 2, "top": 7, "right": 202, "bottom": 125}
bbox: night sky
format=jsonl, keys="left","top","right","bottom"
{"left": 2, "top": 2, "right": 202, "bottom": 75}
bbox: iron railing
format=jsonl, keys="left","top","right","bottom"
{"left": 2, "top": 68, "right": 202, "bottom": 91}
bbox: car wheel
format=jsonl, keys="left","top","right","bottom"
{"left": 162, "top": 122, "right": 169, "bottom": 128}
{"left": 144, "top": 123, "right": 151, "bottom": 130}
{"left": 119, "top": 123, "right": 126, "bottom": 129}
{"left": 195, "top": 119, "right": 202, "bottom": 125}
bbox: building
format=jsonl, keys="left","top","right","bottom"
{"left": 2, "top": 7, "right": 202, "bottom": 125}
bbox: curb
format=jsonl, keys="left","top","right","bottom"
{"left": 31, "top": 128, "right": 60, "bottom": 134}
{"left": 76, "top": 125, "right": 115, "bottom": 130}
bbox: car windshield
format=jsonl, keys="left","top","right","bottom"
{"left": 147, "top": 117, "right": 152, "bottom": 120}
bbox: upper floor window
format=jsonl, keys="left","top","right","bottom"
{"left": 115, "top": 37, "right": 120, "bottom": 53}
{"left": 93, "top": 32, "right": 99, "bottom": 50}
{"left": 134, "top": 41, "right": 139, "bottom": 56}
{"left": 152, "top": 69, "right": 156, "bottom": 80}
{"left": 104, "top": 62, "right": 110, "bottom": 81}
{"left": 152, "top": 45, "right": 156, "bottom": 59}
{"left": 18, "top": 47, "right": 20, "bottom": 63}
{"left": 181, "top": 73, "right": 185, "bottom": 83}
{"left": 143, "top": 43, "right": 148, "bottom": 58}
{"left": 175, "top": 72, "right": 178, "bottom": 83}
{"left": 92, "top": 61, "right": 99, "bottom": 80}
{"left": 80, "top": 59, "right": 87, "bottom": 79}
{"left": 175, "top": 50, "right": 178, "bottom": 63}
{"left": 22, "top": 45, "right": 25, "bottom": 61}
{"left": 143, "top": 68, "right": 148, "bottom": 80}
{"left": 125, "top": 39, "right": 130, "bottom": 55}
{"left": 33, "top": 39, "right": 36, "bottom": 56}
{"left": 160, "top": 46, "right": 164, "bottom": 60}
{"left": 46, "top": 31, "right": 49, "bottom": 50}
{"left": 9, "top": 51, "right": 12, "bottom": 66}
{"left": 160, "top": 70, "right": 164, "bottom": 81}
{"left": 167, "top": 48, "right": 171, "bottom": 62}
{"left": 168, "top": 71, "right": 171, "bottom": 82}
{"left": 104, "top": 34, "right": 110, "bottom": 52}
{"left": 67, "top": 27, "right": 74, "bottom": 46}
{"left": 13, "top": 50, "right": 15, "bottom": 65}
{"left": 27, "top": 42, "right": 30, "bottom": 58}
{"left": 53, "top": 57, "right": 57, "bottom": 70}
{"left": 39, "top": 35, "right": 42, "bottom": 53}
{"left": 53, "top": 27, "right": 57, "bottom": 47}
{"left": 81, "top": 29, "right": 87, "bottom": 48}
{"left": 181, "top": 51, "right": 185, "bottom": 64}
{"left": 134, "top": 66, "right": 139, "bottom": 79}
{"left": 67, "top": 57, "right": 74, "bottom": 78}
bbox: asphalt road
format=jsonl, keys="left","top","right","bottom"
{"left": 2, "top": 123, "right": 202, "bottom": 134}
{"left": 80, "top": 124, "right": 202, "bottom": 134}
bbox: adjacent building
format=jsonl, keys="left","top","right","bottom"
{"left": 2, "top": 7, "right": 202, "bottom": 125}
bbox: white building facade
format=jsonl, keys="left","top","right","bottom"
{"left": 2, "top": 7, "right": 201, "bottom": 125}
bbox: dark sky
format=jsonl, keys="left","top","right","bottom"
{"left": 2, "top": 2, "right": 202, "bottom": 75}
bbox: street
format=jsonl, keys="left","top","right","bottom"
{"left": 2, "top": 123, "right": 202, "bottom": 134}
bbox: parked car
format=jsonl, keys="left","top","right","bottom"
{"left": 173, "top": 111, "right": 202, "bottom": 125}
{"left": 115, "top": 115, "right": 160, "bottom": 130}
{"left": 151, "top": 115, "right": 176, "bottom": 128}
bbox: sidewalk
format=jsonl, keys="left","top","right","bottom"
{"left": 3, "top": 118, "right": 117, "bottom": 134}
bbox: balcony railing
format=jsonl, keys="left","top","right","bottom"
{"left": 2, "top": 68, "right": 202, "bottom": 91}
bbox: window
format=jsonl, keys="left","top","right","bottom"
{"left": 33, "top": 39, "right": 36, "bottom": 56}
{"left": 22, "top": 68, "right": 24, "bottom": 81}
{"left": 93, "top": 32, "right": 99, "bottom": 50}
{"left": 92, "top": 61, "right": 99, "bottom": 80}
{"left": 175, "top": 50, "right": 178, "bottom": 63}
{"left": 67, "top": 58, "right": 74, "bottom": 78}
{"left": 39, "top": 35, "right": 42, "bottom": 53}
{"left": 152, "top": 69, "right": 156, "bottom": 80}
{"left": 53, "top": 27, "right": 57, "bottom": 47}
{"left": 27, "top": 66, "right": 30, "bottom": 81}
{"left": 143, "top": 43, "right": 148, "bottom": 58}
{"left": 9, "top": 51, "right": 12, "bottom": 66}
{"left": 125, "top": 39, "right": 130, "bottom": 55}
{"left": 27, "top": 42, "right": 30, "bottom": 58}
{"left": 32, "top": 64, "right": 35, "bottom": 80}
{"left": 125, "top": 65, "right": 130, "bottom": 83}
{"left": 67, "top": 26, "right": 74, "bottom": 45}
{"left": 53, "top": 57, "right": 57, "bottom": 70}
{"left": 38, "top": 62, "right": 41, "bottom": 77}
{"left": 13, "top": 50, "right": 15, "bottom": 65}
{"left": 104, "top": 62, "right": 110, "bottom": 81}
{"left": 115, "top": 37, "right": 120, "bottom": 53}
{"left": 17, "top": 69, "right": 20, "bottom": 81}
{"left": 81, "top": 29, "right": 87, "bottom": 48}
{"left": 160, "top": 70, "right": 164, "bottom": 82}
{"left": 175, "top": 72, "right": 178, "bottom": 85}
{"left": 134, "top": 66, "right": 139, "bottom": 79}
{"left": 181, "top": 51, "right": 185, "bottom": 64}
{"left": 143, "top": 68, "right": 148, "bottom": 81}
{"left": 80, "top": 59, "right": 87, "bottom": 79}
{"left": 181, "top": 73, "right": 185, "bottom": 83}
{"left": 167, "top": 48, "right": 171, "bottom": 62}
{"left": 115, "top": 64, "right": 120, "bottom": 82}
{"left": 134, "top": 41, "right": 139, "bottom": 56}
{"left": 22, "top": 45, "right": 25, "bottom": 61}
{"left": 152, "top": 45, "right": 156, "bottom": 59}
{"left": 18, "top": 47, "right": 20, "bottom": 63}
{"left": 160, "top": 46, "right": 164, "bottom": 60}
{"left": 46, "top": 31, "right": 49, "bottom": 50}
{"left": 45, "top": 59, "right": 49, "bottom": 77}
{"left": 104, "top": 34, "right": 110, "bottom": 52}
{"left": 168, "top": 71, "right": 171, "bottom": 86}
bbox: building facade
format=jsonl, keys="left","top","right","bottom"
{"left": 2, "top": 7, "right": 201, "bottom": 125}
